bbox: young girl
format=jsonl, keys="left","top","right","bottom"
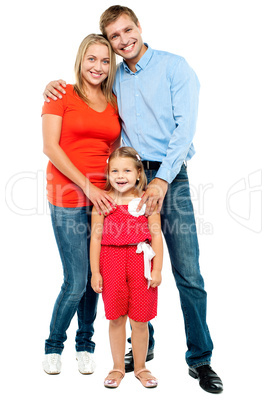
{"left": 90, "top": 147, "right": 163, "bottom": 388}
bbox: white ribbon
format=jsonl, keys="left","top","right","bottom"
{"left": 136, "top": 242, "right": 156, "bottom": 289}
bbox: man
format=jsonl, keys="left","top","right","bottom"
{"left": 43, "top": 5, "right": 223, "bottom": 394}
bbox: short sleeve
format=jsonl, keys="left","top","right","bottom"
{"left": 41, "top": 96, "right": 65, "bottom": 117}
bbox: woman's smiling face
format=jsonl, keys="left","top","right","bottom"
{"left": 81, "top": 43, "right": 110, "bottom": 87}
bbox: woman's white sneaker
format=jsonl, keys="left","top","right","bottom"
{"left": 42, "top": 353, "right": 62, "bottom": 374}
{"left": 76, "top": 351, "right": 95, "bottom": 374}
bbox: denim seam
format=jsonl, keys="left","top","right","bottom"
{"left": 49, "top": 218, "right": 70, "bottom": 340}
{"left": 180, "top": 298, "right": 191, "bottom": 344}
{"left": 76, "top": 346, "right": 95, "bottom": 353}
{"left": 45, "top": 348, "right": 63, "bottom": 355}
{"left": 189, "top": 361, "right": 211, "bottom": 369}
{"left": 75, "top": 209, "right": 96, "bottom": 354}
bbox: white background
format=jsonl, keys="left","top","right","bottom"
{"left": 1, "top": 0, "right": 266, "bottom": 401}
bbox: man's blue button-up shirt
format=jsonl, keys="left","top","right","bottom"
{"left": 113, "top": 44, "right": 200, "bottom": 183}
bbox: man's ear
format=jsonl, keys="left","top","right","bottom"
{"left": 137, "top": 21, "right": 142, "bottom": 34}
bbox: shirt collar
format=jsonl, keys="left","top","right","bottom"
{"left": 122, "top": 43, "right": 153, "bottom": 74}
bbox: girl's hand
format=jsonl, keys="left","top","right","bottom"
{"left": 84, "top": 181, "right": 117, "bottom": 216}
{"left": 150, "top": 270, "right": 162, "bottom": 288}
{"left": 91, "top": 273, "right": 103, "bottom": 293}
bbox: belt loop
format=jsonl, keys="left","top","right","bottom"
{"left": 147, "top": 161, "right": 149, "bottom": 170}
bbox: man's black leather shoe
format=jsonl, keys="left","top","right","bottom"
{"left": 189, "top": 365, "right": 223, "bottom": 394}
{"left": 124, "top": 349, "right": 154, "bottom": 373}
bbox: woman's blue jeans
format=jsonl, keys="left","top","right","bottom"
{"left": 45, "top": 203, "right": 98, "bottom": 355}
{"left": 146, "top": 164, "right": 214, "bottom": 367}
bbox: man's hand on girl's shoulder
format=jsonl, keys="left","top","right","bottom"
{"left": 137, "top": 178, "right": 168, "bottom": 216}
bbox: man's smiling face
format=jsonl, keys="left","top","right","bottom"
{"left": 105, "top": 14, "right": 146, "bottom": 65}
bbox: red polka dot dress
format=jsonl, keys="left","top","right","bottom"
{"left": 100, "top": 202, "right": 158, "bottom": 322}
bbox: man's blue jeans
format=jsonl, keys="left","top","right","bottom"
{"left": 45, "top": 203, "right": 98, "bottom": 355}
{"left": 146, "top": 164, "right": 213, "bottom": 367}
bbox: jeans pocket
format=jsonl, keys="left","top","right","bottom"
{"left": 50, "top": 204, "right": 89, "bottom": 248}
{"left": 173, "top": 164, "right": 188, "bottom": 182}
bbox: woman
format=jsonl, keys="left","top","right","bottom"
{"left": 42, "top": 34, "right": 121, "bottom": 375}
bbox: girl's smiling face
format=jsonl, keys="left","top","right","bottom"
{"left": 109, "top": 157, "right": 140, "bottom": 195}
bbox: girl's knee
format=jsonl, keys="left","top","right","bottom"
{"left": 130, "top": 319, "right": 148, "bottom": 332}
{"left": 110, "top": 315, "right": 127, "bottom": 328}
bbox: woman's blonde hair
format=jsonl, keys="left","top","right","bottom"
{"left": 105, "top": 147, "right": 147, "bottom": 193}
{"left": 74, "top": 34, "right": 117, "bottom": 109}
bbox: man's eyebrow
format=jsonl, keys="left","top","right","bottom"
{"left": 108, "top": 30, "right": 118, "bottom": 37}
{"left": 123, "top": 24, "right": 134, "bottom": 31}
{"left": 109, "top": 24, "right": 134, "bottom": 37}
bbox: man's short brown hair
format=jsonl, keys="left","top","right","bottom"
{"left": 100, "top": 5, "right": 139, "bottom": 37}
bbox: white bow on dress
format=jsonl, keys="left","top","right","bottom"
{"left": 136, "top": 242, "right": 156, "bottom": 289}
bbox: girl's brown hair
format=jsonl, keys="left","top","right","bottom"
{"left": 105, "top": 147, "right": 147, "bottom": 193}
{"left": 73, "top": 33, "right": 117, "bottom": 110}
